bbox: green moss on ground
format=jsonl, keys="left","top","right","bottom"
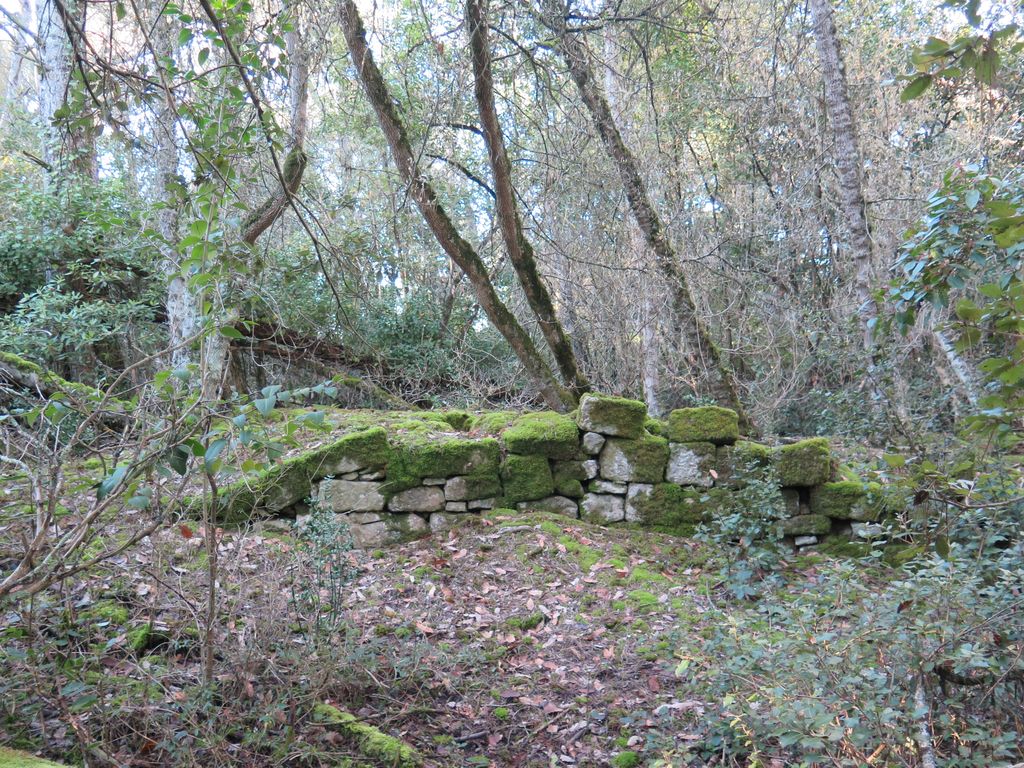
{"left": 0, "top": 747, "right": 66, "bottom": 767}
{"left": 501, "top": 411, "right": 579, "bottom": 459}
{"left": 777, "top": 438, "right": 833, "bottom": 487}
{"left": 83, "top": 600, "right": 129, "bottom": 626}
{"left": 576, "top": 393, "right": 648, "bottom": 438}
{"left": 666, "top": 406, "right": 739, "bottom": 445}
{"left": 313, "top": 703, "right": 422, "bottom": 767}
{"left": 501, "top": 454, "right": 554, "bottom": 504}
{"left": 506, "top": 612, "right": 544, "bottom": 631}
{"left": 611, "top": 751, "right": 641, "bottom": 768}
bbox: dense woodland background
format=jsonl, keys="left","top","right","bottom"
{"left": 1, "top": 0, "right": 1024, "bottom": 765}
{"left": 0, "top": 0, "right": 1018, "bottom": 434}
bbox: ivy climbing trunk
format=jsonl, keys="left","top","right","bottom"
{"left": 548, "top": 12, "right": 751, "bottom": 431}
{"left": 466, "top": 0, "right": 590, "bottom": 399}
{"left": 338, "top": 0, "right": 575, "bottom": 411}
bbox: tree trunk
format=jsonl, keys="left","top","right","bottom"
{"left": 807, "top": 0, "right": 875, "bottom": 351}
{"left": 151, "top": 3, "right": 196, "bottom": 370}
{"left": 0, "top": 0, "right": 33, "bottom": 132}
{"left": 466, "top": 0, "right": 590, "bottom": 399}
{"left": 38, "top": 0, "right": 71, "bottom": 172}
{"left": 338, "top": 0, "right": 575, "bottom": 411}
{"left": 549, "top": 16, "right": 751, "bottom": 430}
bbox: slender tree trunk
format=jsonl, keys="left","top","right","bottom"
{"left": 338, "top": 0, "right": 574, "bottom": 411}
{"left": 549, "top": 16, "right": 751, "bottom": 430}
{"left": 0, "top": 0, "right": 33, "bottom": 132}
{"left": 466, "top": 0, "right": 590, "bottom": 399}
{"left": 151, "top": 4, "right": 196, "bottom": 370}
{"left": 807, "top": 0, "right": 875, "bottom": 351}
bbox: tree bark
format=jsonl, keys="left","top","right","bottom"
{"left": 466, "top": 0, "right": 590, "bottom": 399}
{"left": 338, "top": 0, "right": 575, "bottom": 411}
{"left": 807, "top": 0, "right": 876, "bottom": 351}
{"left": 151, "top": 3, "right": 196, "bottom": 370}
{"left": 549, "top": 15, "right": 751, "bottom": 430}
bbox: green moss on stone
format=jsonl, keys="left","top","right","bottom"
{"left": 777, "top": 438, "right": 833, "bottom": 487}
{"left": 313, "top": 703, "right": 422, "bottom": 767}
{"left": 471, "top": 411, "right": 519, "bottom": 434}
{"left": 810, "top": 481, "right": 883, "bottom": 521}
{"left": 781, "top": 514, "right": 831, "bottom": 536}
{"left": 502, "top": 411, "right": 579, "bottom": 459}
{"left": 629, "top": 484, "right": 722, "bottom": 536}
{"left": 501, "top": 454, "right": 554, "bottom": 504}
{"left": 666, "top": 406, "right": 739, "bottom": 445}
{"left": 440, "top": 410, "right": 473, "bottom": 431}
{"left": 576, "top": 393, "right": 647, "bottom": 438}
{"left": 601, "top": 433, "right": 668, "bottom": 483}
{"left": 385, "top": 435, "right": 500, "bottom": 495}
{"left": 555, "top": 478, "right": 584, "bottom": 498}
{"left": 644, "top": 417, "right": 666, "bottom": 437}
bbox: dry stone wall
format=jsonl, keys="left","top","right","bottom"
{"left": 215, "top": 395, "right": 891, "bottom": 550}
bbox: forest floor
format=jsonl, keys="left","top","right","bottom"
{"left": 0, "top": 490, "right": 786, "bottom": 767}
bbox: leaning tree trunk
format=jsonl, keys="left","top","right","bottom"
{"left": 807, "top": 0, "right": 875, "bottom": 352}
{"left": 550, "top": 15, "right": 751, "bottom": 431}
{"left": 339, "top": 0, "right": 575, "bottom": 411}
{"left": 466, "top": 0, "right": 590, "bottom": 399}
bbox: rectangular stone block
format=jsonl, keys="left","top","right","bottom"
{"left": 318, "top": 479, "right": 385, "bottom": 512}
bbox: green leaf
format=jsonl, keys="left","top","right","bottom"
{"left": 168, "top": 445, "right": 189, "bottom": 476}
{"left": 205, "top": 438, "right": 228, "bottom": 470}
{"left": 96, "top": 465, "right": 129, "bottom": 500}
{"left": 254, "top": 396, "right": 275, "bottom": 416}
{"left": 219, "top": 325, "right": 244, "bottom": 339}
{"left": 883, "top": 453, "right": 906, "bottom": 468}
{"left": 965, "top": 189, "right": 981, "bottom": 210}
{"left": 935, "top": 535, "right": 950, "bottom": 560}
{"left": 900, "top": 75, "right": 932, "bottom": 102}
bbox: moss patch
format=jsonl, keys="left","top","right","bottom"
{"left": 666, "top": 406, "right": 739, "bottom": 445}
{"left": 501, "top": 454, "right": 554, "bottom": 504}
{"left": 600, "top": 434, "right": 669, "bottom": 483}
{"left": 385, "top": 433, "right": 500, "bottom": 495}
{"left": 810, "top": 481, "right": 882, "bottom": 521}
{"left": 502, "top": 411, "right": 579, "bottom": 460}
{"left": 471, "top": 411, "right": 519, "bottom": 434}
{"left": 210, "top": 426, "right": 392, "bottom": 523}
{"left": 0, "top": 747, "right": 66, "bottom": 767}
{"left": 313, "top": 703, "right": 421, "bottom": 767}
{"left": 781, "top": 514, "right": 831, "bottom": 536}
{"left": 777, "top": 438, "right": 833, "bottom": 487}
{"left": 577, "top": 393, "right": 648, "bottom": 438}
{"left": 629, "top": 485, "right": 721, "bottom": 536}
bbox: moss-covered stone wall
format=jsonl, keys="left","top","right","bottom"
{"left": 212, "top": 395, "right": 892, "bottom": 551}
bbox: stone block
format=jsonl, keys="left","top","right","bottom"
{"left": 388, "top": 486, "right": 445, "bottom": 512}
{"left": 318, "top": 479, "right": 385, "bottom": 512}
{"left": 518, "top": 495, "right": 579, "bottom": 518}
{"left": 666, "top": 442, "right": 715, "bottom": 486}
{"left": 599, "top": 434, "right": 669, "bottom": 483}
{"left": 582, "top": 432, "right": 606, "bottom": 455}
{"left": 666, "top": 406, "right": 739, "bottom": 445}
{"left": 576, "top": 393, "right": 647, "bottom": 438}
{"left": 580, "top": 493, "right": 625, "bottom": 523}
